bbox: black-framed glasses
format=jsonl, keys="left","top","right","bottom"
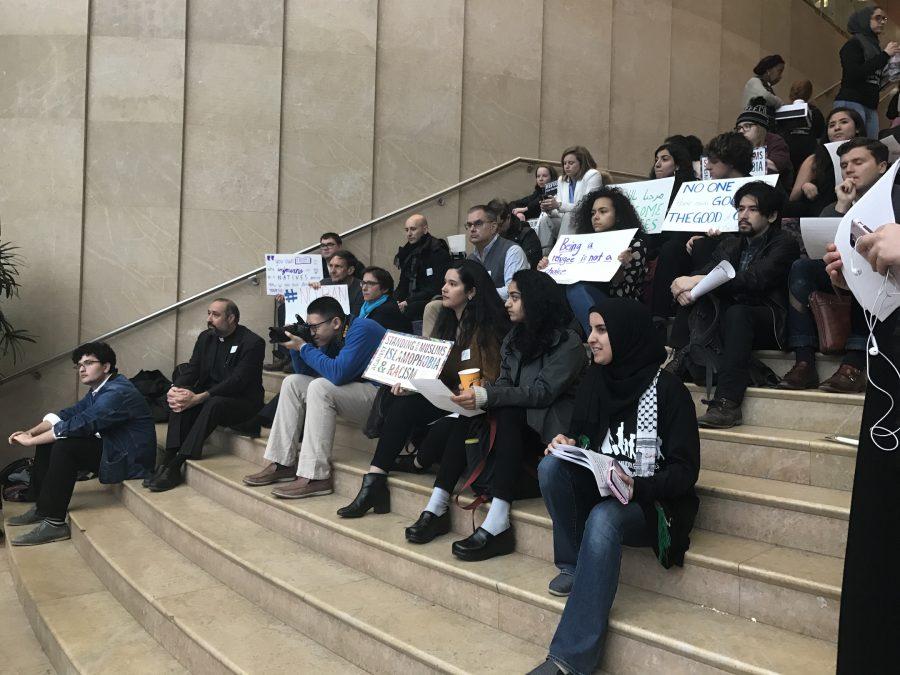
{"left": 464, "top": 219, "right": 494, "bottom": 230}
{"left": 74, "top": 359, "right": 101, "bottom": 370}
{"left": 360, "top": 280, "right": 381, "bottom": 288}
{"left": 874, "top": 15, "right": 889, "bottom": 23}
{"left": 306, "top": 319, "right": 330, "bottom": 335}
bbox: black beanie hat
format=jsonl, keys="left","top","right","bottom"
{"left": 736, "top": 97, "right": 770, "bottom": 130}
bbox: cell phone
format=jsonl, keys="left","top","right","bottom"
{"left": 849, "top": 219, "right": 872, "bottom": 247}
{"left": 607, "top": 460, "right": 631, "bottom": 505}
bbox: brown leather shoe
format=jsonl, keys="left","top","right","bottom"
{"left": 818, "top": 364, "right": 866, "bottom": 394}
{"left": 271, "top": 476, "right": 333, "bottom": 499}
{"left": 242, "top": 462, "right": 297, "bottom": 487}
{"left": 777, "top": 362, "right": 819, "bottom": 390}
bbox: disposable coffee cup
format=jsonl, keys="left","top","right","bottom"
{"left": 458, "top": 368, "right": 481, "bottom": 390}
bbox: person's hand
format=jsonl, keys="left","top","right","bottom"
{"left": 670, "top": 275, "right": 697, "bottom": 298}
{"left": 801, "top": 182, "right": 819, "bottom": 200}
{"left": 390, "top": 382, "right": 414, "bottom": 397}
{"left": 540, "top": 197, "right": 559, "bottom": 212}
{"left": 835, "top": 178, "right": 857, "bottom": 212}
{"left": 282, "top": 331, "right": 306, "bottom": 352}
{"left": 686, "top": 235, "right": 704, "bottom": 254}
{"left": 12, "top": 433, "right": 36, "bottom": 447}
{"left": 167, "top": 387, "right": 190, "bottom": 406}
{"left": 309, "top": 281, "right": 322, "bottom": 290}
{"left": 8, "top": 431, "right": 29, "bottom": 445}
{"left": 612, "top": 462, "right": 635, "bottom": 500}
{"left": 544, "top": 433, "right": 577, "bottom": 455}
{"left": 450, "top": 388, "right": 477, "bottom": 410}
{"left": 766, "top": 158, "right": 778, "bottom": 173}
{"left": 275, "top": 294, "right": 285, "bottom": 304}
{"left": 885, "top": 41, "right": 900, "bottom": 57}
{"left": 397, "top": 300, "right": 408, "bottom": 312}
{"left": 824, "top": 244, "right": 848, "bottom": 290}
{"left": 856, "top": 223, "right": 900, "bottom": 275}
{"left": 617, "top": 248, "right": 633, "bottom": 264}
{"left": 537, "top": 256, "right": 549, "bottom": 270}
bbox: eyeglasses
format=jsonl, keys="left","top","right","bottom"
{"left": 464, "top": 219, "right": 494, "bottom": 230}
{"left": 735, "top": 123, "right": 755, "bottom": 133}
{"left": 306, "top": 319, "right": 330, "bottom": 335}
{"left": 360, "top": 280, "right": 381, "bottom": 288}
{"left": 874, "top": 15, "right": 889, "bottom": 23}
{"left": 74, "top": 359, "right": 101, "bottom": 370}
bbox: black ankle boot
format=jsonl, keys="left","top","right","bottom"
{"left": 337, "top": 473, "right": 390, "bottom": 518}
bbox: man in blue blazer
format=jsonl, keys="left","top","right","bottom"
{"left": 7, "top": 342, "right": 155, "bottom": 545}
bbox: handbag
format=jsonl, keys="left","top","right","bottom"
{"left": 809, "top": 291, "right": 851, "bottom": 354}
{"left": 363, "top": 385, "right": 394, "bottom": 439}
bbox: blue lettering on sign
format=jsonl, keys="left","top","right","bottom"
{"left": 284, "top": 289, "right": 298, "bottom": 302}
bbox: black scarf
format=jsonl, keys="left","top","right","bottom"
{"left": 569, "top": 298, "right": 666, "bottom": 448}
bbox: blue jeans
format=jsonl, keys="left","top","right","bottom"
{"left": 787, "top": 258, "right": 866, "bottom": 353}
{"left": 565, "top": 283, "right": 608, "bottom": 335}
{"left": 539, "top": 455, "right": 652, "bottom": 675}
{"left": 834, "top": 100, "right": 879, "bottom": 139}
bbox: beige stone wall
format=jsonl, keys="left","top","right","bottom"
{"left": 0, "top": 0, "right": 846, "bottom": 465}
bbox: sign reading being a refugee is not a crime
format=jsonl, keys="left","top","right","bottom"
{"left": 363, "top": 331, "right": 454, "bottom": 391}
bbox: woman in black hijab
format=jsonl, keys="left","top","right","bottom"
{"left": 527, "top": 298, "right": 700, "bottom": 675}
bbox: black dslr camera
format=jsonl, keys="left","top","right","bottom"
{"left": 268, "top": 315, "right": 313, "bottom": 344}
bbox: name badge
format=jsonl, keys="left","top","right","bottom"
{"left": 461, "top": 348, "right": 471, "bottom": 361}
{"left": 230, "top": 345, "right": 238, "bottom": 354}
{"left": 426, "top": 267, "right": 433, "bottom": 276}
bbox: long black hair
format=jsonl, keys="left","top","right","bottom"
{"left": 508, "top": 269, "right": 573, "bottom": 362}
{"left": 572, "top": 186, "right": 644, "bottom": 235}
{"left": 432, "top": 260, "right": 510, "bottom": 355}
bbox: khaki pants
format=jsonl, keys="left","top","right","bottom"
{"left": 263, "top": 374, "right": 377, "bottom": 479}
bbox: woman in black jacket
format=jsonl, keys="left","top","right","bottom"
{"left": 527, "top": 298, "right": 699, "bottom": 675}
{"left": 403, "top": 270, "right": 586, "bottom": 561}
{"left": 511, "top": 165, "right": 559, "bottom": 221}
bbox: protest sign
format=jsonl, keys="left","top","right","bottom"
{"left": 283, "top": 283, "right": 350, "bottom": 322}
{"left": 363, "top": 331, "right": 454, "bottom": 390}
{"left": 751, "top": 147, "right": 767, "bottom": 177}
{"left": 661, "top": 174, "right": 779, "bottom": 233}
{"left": 835, "top": 159, "right": 900, "bottom": 321}
{"left": 824, "top": 141, "right": 843, "bottom": 187}
{"left": 541, "top": 229, "right": 638, "bottom": 284}
{"left": 264, "top": 253, "right": 323, "bottom": 295}
{"left": 609, "top": 177, "right": 675, "bottom": 234}
{"left": 800, "top": 218, "right": 841, "bottom": 260}
{"left": 700, "top": 156, "right": 710, "bottom": 180}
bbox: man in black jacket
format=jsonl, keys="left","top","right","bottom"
{"left": 490, "top": 198, "right": 542, "bottom": 269}
{"left": 668, "top": 181, "right": 800, "bottom": 428}
{"left": 149, "top": 298, "right": 265, "bottom": 491}
{"left": 394, "top": 214, "right": 451, "bottom": 321}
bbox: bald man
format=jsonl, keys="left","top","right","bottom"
{"left": 393, "top": 214, "right": 452, "bottom": 321}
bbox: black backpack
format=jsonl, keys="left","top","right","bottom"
{"left": 129, "top": 369, "right": 172, "bottom": 422}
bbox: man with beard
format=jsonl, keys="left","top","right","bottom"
{"left": 148, "top": 298, "right": 265, "bottom": 491}
{"left": 394, "top": 214, "right": 451, "bottom": 320}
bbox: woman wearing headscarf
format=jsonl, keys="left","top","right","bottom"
{"left": 742, "top": 54, "right": 785, "bottom": 110}
{"left": 527, "top": 298, "right": 700, "bottom": 675}
{"left": 834, "top": 5, "right": 900, "bottom": 138}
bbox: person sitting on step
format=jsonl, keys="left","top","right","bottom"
{"left": 241, "top": 296, "right": 385, "bottom": 499}
{"left": 527, "top": 299, "right": 699, "bottom": 675}
{"left": 311, "top": 251, "right": 364, "bottom": 317}
{"left": 336, "top": 260, "right": 509, "bottom": 519}
{"left": 667, "top": 180, "right": 800, "bottom": 429}
{"left": 393, "top": 214, "right": 452, "bottom": 321}
{"left": 403, "top": 270, "right": 586, "bottom": 562}
{"left": 150, "top": 299, "right": 265, "bottom": 492}
{"left": 7, "top": 342, "right": 156, "bottom": 546}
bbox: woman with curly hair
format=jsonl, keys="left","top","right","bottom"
{"left": 539, "top": 186, "right": 648, "bottom": 334}
{"left": 403, "top": 270, "right": 586, "bottom": 561}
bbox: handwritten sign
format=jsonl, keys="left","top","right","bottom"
{"left": 609, "top": 177, "right": 675, "bottom": 234}
{"left": 751, "top": 147, "right": 767, "bottom": 177}
{"left": 542, "top": 229, "right": 638, "bottom": 284}
{"left": 284, "top": 283, "right": 350, "bottom": 321}
{"left": 363, "top": 331, "right": 454, "bottom": 390}
{"left": 264, "top": 253, "right": 323, "bottom": 295}
{"left": 662, "top": 174, "right": 779, "bottom": 233}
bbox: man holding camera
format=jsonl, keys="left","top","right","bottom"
{"left": 149, "top": 298, "right": 265, "bottom": 492}
{"left": 243, "top": 296, "right": 385, "bottom": 498}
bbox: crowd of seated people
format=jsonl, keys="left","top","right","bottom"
{"left": 9, "top": 10, "right": 900, "bottom": 670}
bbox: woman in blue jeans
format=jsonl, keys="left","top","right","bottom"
{"left": 538, "top": 186, "right": 647, "bottom": 335}
{"left": 527, "top": 299, "right": 700, "bottom": 675}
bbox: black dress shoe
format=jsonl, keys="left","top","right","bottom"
{"left": 404, "top": 510, "right": 451, "bottom": 544}
{"left": 148, "top": 465, "right": 183, "bottom": 492}
{"left": 337, "top": 473, "right": 391, "bottom": 518}
{"left": 452, "top": 526, "right": 515, "bottom": 562}
{"left": 142, "top": 465, "right": 166, "bottom": 488}
{"left": 392, "top": 454, "right": 428, "bottom": 474}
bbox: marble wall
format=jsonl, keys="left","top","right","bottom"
{"left": 0, "top": 0, "right": 849, "bottom": 465}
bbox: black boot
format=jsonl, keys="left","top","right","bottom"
{"left": 336, "top": 473, "right": 390, "bottom": 518}
{"left": 149, "top": 462, "right": 184, "bottom": 492}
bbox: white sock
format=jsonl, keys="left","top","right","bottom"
{"left": 424, "top": 487, "right": 450, "bottom": 516}
{"left": 480, "top": 498, "right": 511, "bottom": 535}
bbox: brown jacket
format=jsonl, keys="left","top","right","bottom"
{"left": 439, "top": 328, "right": 503, "bottom": 391}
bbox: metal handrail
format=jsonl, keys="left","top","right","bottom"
{"left": 0, "top": 157, "right": 643, "bottom": 386}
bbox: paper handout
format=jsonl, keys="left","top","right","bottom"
{"left": 689, "top": 260, "right": 736, "bottom": 301}
{"left": 408, "top": 378, "right": 484, "bottom": 417}
{"left": 546, "top": 445, "right": 631, "bottom": 500}
{"left": 800, "top": 218, "right": 841, "bottom": 260}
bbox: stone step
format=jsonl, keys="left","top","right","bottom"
{"left": 3, "top": 504, "right": 188, "bottom": 674}
{"left": 118, "top": 472, "right": 549, "bottom": 675}
{"left": 756, "top": 350, "right": 841, "bottom": 379}
{"left": 203, "top": 428, "right": 844, "bottom": 643}
{"left": 66, "top": 485, "right": 364, "bottom": 674}
{"left": 179, "top": 452, "right": 837, "bottom": 672}
{"left": 686, "top": 384, "right": 864, "bottom": 435}
{"left": 699, "top": 425, "right": 856, "bottom": 491}
{"left": 0, "top": 546, "right": 53, "bottom": 675}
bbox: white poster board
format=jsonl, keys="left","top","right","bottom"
{"left": 824, "top": 141, "right": 843, "bottom": 188}
{"left": 609, "top": 177, "right": 675, "bottom": 235}
{"left": 800, "top": 218, "right": 841, "bottom": 260}
{"left": 661, "top": 174, "right": 780, "bottom": 233}
{"left": 264, "top": 253, "right": 323, "bottom": 295}
{"left": 751, "top": 147, "right": 767, "bottom": 177}
{"left": 835, "top": 159, "right": 900, "bottom": 321}
{"left": 541, "top": 229, "right": 638, "bottom": 284}
{"left": 283, "top": 284, "right": 350, "bottom": 322}
{"left": 363, "top": 331, "right": 454, "bottom": 390}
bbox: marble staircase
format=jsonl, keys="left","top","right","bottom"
{"left": 3, "top": 362, "right": 863, "bottom": 673}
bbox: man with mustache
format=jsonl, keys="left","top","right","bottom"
{"left": 149, "top": 298, "right": 265, "bottom": 491}
{"left": 668, "top": 181, "right": 800, "bottom": 428}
